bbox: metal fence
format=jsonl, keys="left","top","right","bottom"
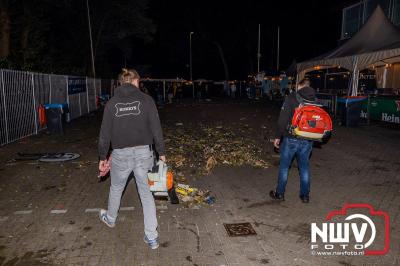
{"left": 0, "top": 69, "right": 116, "bottom": 146}
{"left": 316, "top": 93, "right": 338, "bottom": 115}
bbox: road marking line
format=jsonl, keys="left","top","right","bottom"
{"left": 85, "top": 208, "right": 100, "bottom": 213}
{"left": 14, "top": 210, "right": 32, "bottom": 215}
{"left": 50, "top": 210, "right": 67, "bottom": 214}
{"left": 120, "top": 207, "right": 135, "bottom": 211}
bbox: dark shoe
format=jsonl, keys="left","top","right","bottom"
{"left": 269, "top": 190, "right": 284, "bottom": 201}
{"left": 300, "top": 195, "right": 310, "bottom": 203}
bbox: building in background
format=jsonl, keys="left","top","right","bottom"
{"left": 341, "top": 0, "right": 400, "bottom": 40}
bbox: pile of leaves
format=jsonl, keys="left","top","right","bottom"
{"left": 163, "top": 123, "right": 269, "bottom": 177}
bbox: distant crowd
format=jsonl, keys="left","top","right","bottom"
{"left": 134, "top": 74, "right": 295, "bottom": 105}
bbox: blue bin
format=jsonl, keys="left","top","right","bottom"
{"left": 337, "top": 97, "right": 367, "bottom": 127}
{"left": 43, "top": 103, "right": 69, "bottom": 134}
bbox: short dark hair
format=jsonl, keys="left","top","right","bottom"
{"left": 298, "top": 78, "right": 310, "bottom": 87}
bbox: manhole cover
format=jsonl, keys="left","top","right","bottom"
{"left": 223, "top": 222, "right": 257, "bottom": 237}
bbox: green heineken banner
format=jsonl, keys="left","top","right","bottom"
{"left": 361, "top": 96, "right": 400, "bottom": 124}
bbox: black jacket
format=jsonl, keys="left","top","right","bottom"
{"left": 98, "top": 84, "right": 165, "bottom": 160}
{"left": 275, "top": 86, "right": 316, "bottom": 138}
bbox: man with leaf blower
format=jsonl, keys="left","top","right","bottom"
{"left": 98, "top": 68, "right": 166, "bottom": 250}
{"left": 270, "top": 78, "right": 332, "bottom": 203}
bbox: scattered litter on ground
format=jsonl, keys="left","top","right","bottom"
{"left": 163, "top": 124, "right": 269, "bottom": 176}
{"left": 204, "top": 195, "right": 216, "bottom": 204}
{"left": 162, "top": 123, "right": 269, "bottom": 208}
{"left": 174, "top": 183, "right": 216, "bottom": 208}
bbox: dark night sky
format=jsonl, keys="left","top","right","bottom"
{"left": 127, "top": 0, "right": 357, "bottom": 80}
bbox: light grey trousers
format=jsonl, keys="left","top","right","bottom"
{"left": 106, "top": 145, "right": 158, "bottom": 240}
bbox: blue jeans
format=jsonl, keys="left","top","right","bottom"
{"left": 276, "top": 137, "right": 313, "bottom": 197}
{"left": 106, "top": 146, "right": 157, "bottom": 240}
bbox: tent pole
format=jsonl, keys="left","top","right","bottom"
{"left": 352, "top": 70, "right": 359, "bottom": 96}
{"left": 356, "top": 70, "right": 359, "bottom": 96}
{"left": 277, "top": 26, "right": 280, "bottom": 71}
{"left": 257, "top": 24, "right": 261, "bottom": 73}
{"left": 350, "top": 71, "right": 355, "bottom": 97}
{"left": 382, "top": 67, "right": 388, "bottom": 88}
{"left": 350, "top": 57, "right": 359, "bottom": 96}
{"left": 367, "top": 94, "right": 371, "bottom": 125}
{"left": 324, "top": 69, "right": 328, "bottom": 91}
{"left": 163, "top": 81, "right": 166, "bottom": 102}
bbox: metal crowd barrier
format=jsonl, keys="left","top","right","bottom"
{"left": 0, "top": 69, "right": 115, "bottom": 146}
{"left": 316, "top": 93, "right": 337, "bottom": 115}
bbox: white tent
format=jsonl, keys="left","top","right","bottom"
{"left": 297, "top": 6, "right": 400, "bottom": 95}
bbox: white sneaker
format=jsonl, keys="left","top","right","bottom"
{"left": 99, "top": 209, "right": 115, "bottom": 228}
{"left": 144, "top": 235, "right": 159, "bottom": 249}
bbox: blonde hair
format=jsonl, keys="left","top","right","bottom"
{"left": 118, "top": 68, "right": 140, "bottom": 84}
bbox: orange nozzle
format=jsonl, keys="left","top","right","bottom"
{"left": 167, "top": 171, "right": 173, "bottom": 190}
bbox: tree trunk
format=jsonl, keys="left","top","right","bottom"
{"left": 0, "top": 0, "right": 10, "bottom": 58}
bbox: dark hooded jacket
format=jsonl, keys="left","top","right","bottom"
{"left": 275, "top": 86, "right": 316, "bottom": 138}
{"left": 98, "top": 84, "right": 165, "bottom": 160}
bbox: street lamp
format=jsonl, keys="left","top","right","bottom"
{"left": 189, "top": 32, "right": 194, "bottom": 98}
{"left": 189, "top": 32, "right": 194, "bottom": 81}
